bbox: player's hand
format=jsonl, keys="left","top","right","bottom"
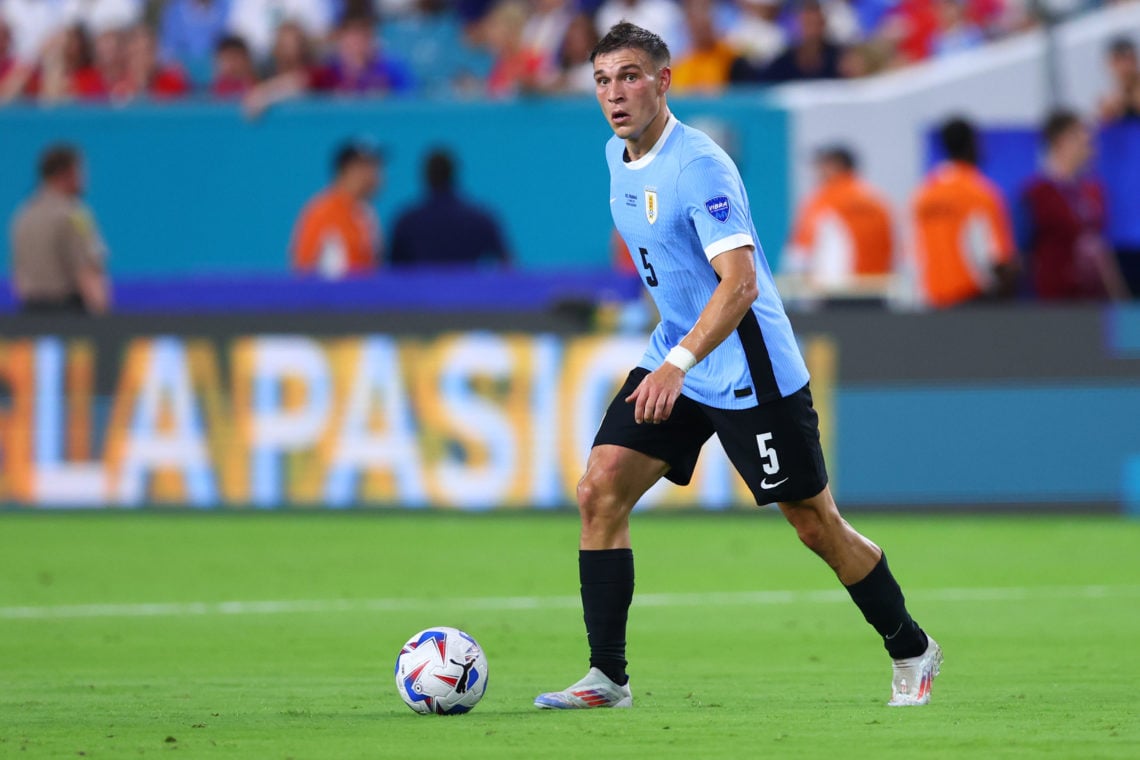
{"left": 625, "top": 364, "right": 685, "bottom": 424}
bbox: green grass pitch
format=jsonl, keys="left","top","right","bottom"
{"left": 2, "top": 511, "right": 1139, "bottom": 759}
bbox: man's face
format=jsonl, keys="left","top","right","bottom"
{"left": 594, "top": 48, "right": 669, "bottom": 142}
{"left": 1110, "top": 49, "right": 1138, "bottom": 82}
{"left": 351, "top": 160, "right": 382, "bottom": 199}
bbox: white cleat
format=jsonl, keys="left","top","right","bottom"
{"left": 534, "top": 667, "right": 633, "bottom": 710}
{"left": 888, "top": 636, "right": 943, "bottom": 706}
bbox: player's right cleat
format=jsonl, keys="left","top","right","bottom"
{"left": 534, "top": 667, "right": 633, "bottom": 709}
{"left": 888, "top": 636, "right": 942, "bottom": 706}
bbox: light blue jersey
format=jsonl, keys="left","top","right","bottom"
{"left": 608, "top": 115, "right": 809, "bottom": 409}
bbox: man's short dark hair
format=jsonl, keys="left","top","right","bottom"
{"left": 425, "top": 149, "right": 455, "bottom": 192}
{"left": 939, "top": 116, "right": 978, "bottom": 165}
{"left": 589, "top": 21, "right": 670, "bottom": 68}
{"left": 216, "top": 34, "right": 250, "bottom": 56}
{"left": 815, "top": 144, "right": 857, "bottom": 172}
{"left": 333, "top": 140, "right": 381, "bottom": 175}
{"left": 39, "top": 144, "right": 81, "bottom": 180}
{"left": 1108, "top": 35, "right": 1136, "bottom": 58}
{"left": 1042, "top": 109, "right": 1082, "bottom": 148}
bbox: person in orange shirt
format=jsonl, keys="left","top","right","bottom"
{"left": 911, "top": 117, "right": 1017, "bottom": 308}
{"left": 784, "top": 145, "right": 895, "bottom": 300}
{"left": 291, "top": 141, "right": 383, "bottom": 278}
{"left": 670, "top": 0, "right": 736, "bottom": 93}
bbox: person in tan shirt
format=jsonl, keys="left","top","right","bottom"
{"left": 9, "top": 144, "right": 110, "bottom": 314}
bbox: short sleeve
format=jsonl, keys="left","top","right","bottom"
{"left": 64, "top": 206, "right": 107, "bottom": 272}
{"left": 679, "top": 156, "right": 755, "bottom": 261}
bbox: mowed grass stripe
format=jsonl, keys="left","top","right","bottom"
{"left": 4, "top": 583, "right": 1139, "bottom": 620}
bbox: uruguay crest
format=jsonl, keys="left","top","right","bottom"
{"left": 645, "top": 187, "right": 658, "bottom": 225}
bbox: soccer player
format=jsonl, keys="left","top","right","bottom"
{"left": 534, "top": 22, "right": 940, "bottom": 711}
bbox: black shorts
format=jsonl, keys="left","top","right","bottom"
{"left": 593, "top": 368, "right": 829, "bottom": 505}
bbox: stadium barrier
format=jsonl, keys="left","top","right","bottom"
{"left": 0, "top": 95, "right": 788, "bottom": 277}
{"left": 1, "top": 305, "right": 1137, "bottom": 513}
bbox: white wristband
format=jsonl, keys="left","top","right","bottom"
{"left": 664, "top": 345, "right": 697, "bottom": 373}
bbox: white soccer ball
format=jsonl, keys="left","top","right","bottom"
{"left": 394, "top": 627, "right": 489, "bottom": 715}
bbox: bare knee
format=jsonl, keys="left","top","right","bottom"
{"left": 787, "top": 511, "right": 829, "bottom": 556}
{"left": 577, "top": 460, "right": 630, "bottom": 542}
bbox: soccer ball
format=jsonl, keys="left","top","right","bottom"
{"left": 394, "top": 627, "right": 488, "bottom": 715}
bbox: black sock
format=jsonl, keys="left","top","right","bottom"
{"left": 844, "top": 553, "right": 928, "bottom": 659}
{"left": 579, "top": 548, "right": 634, "bottom": 686}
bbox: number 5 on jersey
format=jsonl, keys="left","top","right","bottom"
{"left": 638, "top": 247, "right": 659, "bottom": 287}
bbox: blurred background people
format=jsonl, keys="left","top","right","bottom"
{"left": 1097, "top": 36, "right": 1140, "bottom": 124}
{"left": 670, "top": 0, "right": 736, "bottom": 93}
{"left": 931, "top": 0, "right": 985, "bottom": 58}
{"left": 784, "top": 145, "right": 895, "bottom": 301}
{"left": 738, "top": 0, "right": 844, "bottom": 84}
{"left": 594, "top": 0, "right": 685, "bottom": 57}
{"left": 241, "top": 20, "right": 315, "bottom": 116}
{"left": 1018, "top": 109, "right": 1129, "bottom": 300}
{"left": 160, "top": 0, "right": 231, "bottom": 87}
{"left": 541, "top": 11, "right": 597, "bottom": 93}
{"left": 225, "top": 0, "right": 333, "bottom": 63}
{"left": 727, "top": 0, "right": 786, "bottom": 75}
{"left": 482, "top": 0, "right": 545, "bottom": 98}
{"left": 910, "top": 117, "right": 1017, "bottom": 308}
{"left": 310, "top": 14, "right": 413, "bottom": 95}
{"left": 210, "top": 33, "right": 256, "bottom": 96}
{"left": 8, "top": 144, "right": 110, "bottom": 314}
{"left": 291, "top": 140, "right": 383, "bottom": 278}
{"left": 389, "top": 148, "right": 510, "bottom": 267}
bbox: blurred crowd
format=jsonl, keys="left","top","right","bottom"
{"left": 0, "top": 0, "right": 1134, "bottom": 110}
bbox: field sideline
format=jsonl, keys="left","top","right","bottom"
{"left": 2, "top": 511, "right": 1138, "bottom": 758}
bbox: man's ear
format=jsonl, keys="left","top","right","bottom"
{"left": 657, "top": 66, "right": 671, "bottom": 96}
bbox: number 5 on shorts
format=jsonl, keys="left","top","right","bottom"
{"left": 756, "top": 433, "right": 780, "bottom": 475}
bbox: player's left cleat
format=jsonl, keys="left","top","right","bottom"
{"left": 534, "top": 667, "right": 633, "bottom": 709}
{"left": 888, "top": 636, "right": 942, "bottom": 706}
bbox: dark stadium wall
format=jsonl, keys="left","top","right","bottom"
{"left": 0, "top": 96, "right": 789, "bottom": 278}
{"left": 0, "top": 305, "right": 1137, "bottom": 513}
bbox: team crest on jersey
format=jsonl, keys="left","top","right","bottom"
{"left": 644, "top": 187, "right": 658, "bottom": 224}
{"left": 705, "top": 195, "right": 731, "bottom": 223}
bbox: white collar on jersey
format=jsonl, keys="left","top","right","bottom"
{"left": 623, "top": 114, "right": 678, "bottom": 171}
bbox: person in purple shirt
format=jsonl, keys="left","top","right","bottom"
{"left": 389, "top": 149, "right": 511, "bottom": 267}
{"left": 311, "top": 14, "right": 413, "bottom": 94}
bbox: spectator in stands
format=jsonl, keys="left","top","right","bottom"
{"left": 522, "top": 0, "right": 573, "bottom": 71}
{"left": 1097, "top": 36, "right": 1140, "bottom": 123}
{"left": 931, "top": 0, "right": 985, "bottom": 58}
{"left": 241, "top": 20, "right": 314, "bottom": 115}
{"left": 1018, "top": 110, "right": 1129, "bottom": 300}
{"left": 727, "top": 0, "right": 786, "bottom": 75}
{"left": 595, "top": 0, "right": 685, "bottom": 56}
{"left": 226, "top": 0, "right": 333, "bottom": 62}
{"left": 122, "top": 24, "right": 190, "bottom": 99}
{"left": 910, "top": 117, "right": 1018, "bottom": 308}
{"left": 390, "top": 148, "right": 510, "bottom": 267}
{"left": 671, "top": 0, "right": 736, "bottom": 93}
{"left": 211, "top": 33, "right": 256, "bottom": 96}
{"left": 0, "top": 0, "right": 66, "bottom": 71}
{"left": 483, "top": 0, "right": 545, "bottom": 97}
{"left": 8, "top": 144, "right": 110, "bottom": 314}
{"left": 310, "top": 14, "right": 413, "bottom": 95}
{"left": 35, "top": 23, "right": 98, "bottom": 102}
{"left": 784, "top": 145, "right": 895, "bottom": 300}
{"left": 160, "top": 0, "right": 232, "bottom": 87}
{"left": 291, "top": 140, "right": 383, "bottom": 278}
{"left": 822, "top": 0, "right": 863, "bottom": 47}
{"left": 76, "top": 26, "right": 130, "bottom": 99}
{"left": 542, "top": 11, "right": 597, "bottom": 93}
{"left": 0, "top": 17, "right": 13, "bottom": 80}
{"left": 740, "top": 0, "right": 843, "bottom": 84}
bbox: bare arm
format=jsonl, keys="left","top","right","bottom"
{"left": 626, "top": 246, "right": 759, "bottom": 424}
{"left": 76, "top": 266, "right": 110, "bottom": 315}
